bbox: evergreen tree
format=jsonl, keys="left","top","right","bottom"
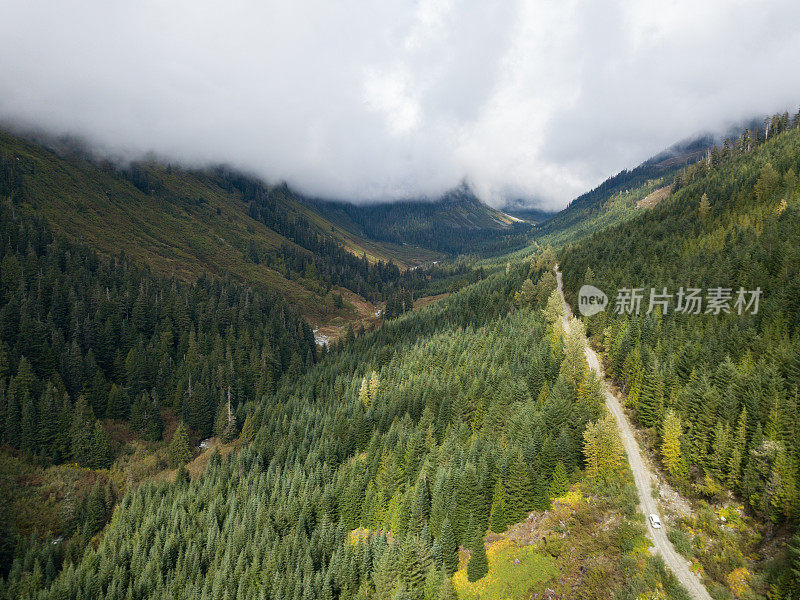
{"left": 466, "top": 531, "right": 488, "bottom": 583}
{"left": 755, "top": 163, "right": 781, "bottom": 202}
{"left": 709, "top": 422, "right": 730, "bottom": 481}
{"left": 3, "top": 389, "right": 21, "bottom": 448}
{"left": 549, "top": 461, "right": 569, "bottom": 498}
{"left": 505, "top": 454, "right": 533, "bottom": 523}
{"left": 533, "top": 271, "right": 557, "bottom": 305}
{"left": 84, "top": 482, "right": 107, "bottom": 535}
{"left": 489, "top": 480, "right": 508, "bottom": 534}
{"left": 638, "top": 358, "right": 663, "bottom": 428}
{"left": 0, "top": 501, "right": 13, "bottom": 579}
{"left": 70, "top": 396, "right": 96, "bottom": 466}
{"left": 786, "top": 532, "right": 800, "bottom": 600}
{"left": 454, "top": 465, "right": 482, "bottom": 543}
{"left": 36, "top": 384, "right": 61, "bottom": 460}
{"left": 175, "top": 463, "right": 190, "bottom": 485}
{"left": 555, "top": 427, "right": 577, "bottom": 472}
{"left": 19, "top": 392, "right": 37, "bottom": 454}
{"left": 437, "top": 575, "right": 458, "bottom": 600}
{"left": 766, "top": 445, "right": 798, "bottom": 521}
{"left": 106, "top": 384, "right": 129, "bottom": 420}
{"left": 728, "top": 407, "right": 748, "bottom": 490}
{"left": 214, "top": 389, "right": 237, "bottom": 442}
{"left": 398, "top": 536, "right": 428, "bottom": 600}
{"left": 240, "top": 413, "right": 255, "bottom": 443}
{"left": 168, "top": 421, "right": 192, "bottom": 468}
{"left": 514, "top": 278, "right": 536, "bottom": 307}
{"left": 373, "top": 545, "right": 398, "bottom": 599}
{"left": 438, "top": 518, "right": 458, "bottom": 576}
{"left": 543, "top": 289, "right": 565, "bottom": 327}
{"left": 90, "top": 420, "right": 111, "bottom": 469}
{"left": 130, "top": 391, "right": 163, "bottom": 442}
{"left": 409, "top": 478, "right": 431, "bottom": 534}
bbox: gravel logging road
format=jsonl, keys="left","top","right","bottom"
{"left": 554, "top": 266, "right": 712, "bottom": 600}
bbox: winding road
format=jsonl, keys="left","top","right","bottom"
{"left": 554, "top": 265, "right": 712, "bottom": 600}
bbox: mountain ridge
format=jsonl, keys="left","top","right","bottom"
{"left": 0, "top": 128, "right": 485, "bottom": 324}
{"left": 303, "top": 182, "right": 533, "bottom": 256}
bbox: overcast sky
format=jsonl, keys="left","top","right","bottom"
{"left": 2, "top": 0, "right": 799, "bottom": 209}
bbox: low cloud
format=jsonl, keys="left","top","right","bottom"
{"left": 2, "top": 0, "right": 799, "bottom": 210}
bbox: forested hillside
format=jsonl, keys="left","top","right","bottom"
{"left": 0, "top": 239, "right": 689, "bottom": 599}
{"left": 538, "top": 134, "right": 714, "bottom": 240}
{"left": 561, "top": 111, "right": 800, "bottom": 598}
{"left": 0, "top": 130, "right": 462, "bottom": 322}
{"left": 0, "top": 201, "right": 316, "bottom": 455}
{"left": 535, "top": 177, "right": 671, "bottom": 249}
{"left": 518, "top": 133, "right": 724, "bottom": 254}
{"left": 305, "top": 184, "right": 532, "bottom": 256}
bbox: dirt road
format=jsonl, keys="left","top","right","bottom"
{"left": 554, "top": 266, "right": 712, "bottom": 600}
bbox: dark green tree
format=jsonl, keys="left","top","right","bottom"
{"left": 489, "top": 480, "right": 508, "bottom": 533}
{"left": 786, "top": 531, "right": 800, "bottom": 599}
{"left": 130, "top": 392, "right": 163, "bottom": 442}
{"left": 70, "top": 396, "right": 96, "bottom": 465}
{"left": 168, "top": 421, "right": 192, "bottom": 468}
{"left": 466, "top": 531, "right": 489, "bottom": 583}
{"left": 439, "top": 518, "right": 458, "bottom": 576}
{"left": 398, "top": 536, "right": 429, "bottom": 600}
{"left": 549, "top": 461, "right": 569, "bottom": 498}
{"left": 106, "top": 384, "right": 129, "bottom": 420}
{"left": 90, "top": 421, "right": 112, "bottom": 469}
{"left": 637, "top": 358, "right": 663, "bottom": 428}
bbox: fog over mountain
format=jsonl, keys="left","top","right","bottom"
{"left": 2, "top": 0, "right": 799, "bottom": 209}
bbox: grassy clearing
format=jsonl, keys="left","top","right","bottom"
{"left": 452, "top": 539, "right": 557, "bottom": 600}
{"left": 0, "top": 451, "right": 101, "bottom": 538}
{"left": 0, "top": 407, "right": 209, "bottom": 532}
{"left": 462, "top": 476, "right": 694, "bottom": 600}
{"left": 184, "top": 437, "right": 238, "bottom": 480}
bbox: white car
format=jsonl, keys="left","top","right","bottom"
{"left": 649, "top": 514, "right": 662, "bottom": 529}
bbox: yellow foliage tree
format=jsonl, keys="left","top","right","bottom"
{"left": 369, "top": 371, "right": 380, "bottom": 400}
{"left": 583, "top": 415, "right": 624, "bottom": 478}
{"left": 561, "top": 317, "right": 589, "bottom": 388}
{"left": 726, "top": 567, "right": 751, "bottom": 599}
{"left": 536, "top": 246, "right": 557, "bottom": 271}
{"left": 543, "top": 289, "right": 565, "bottom": 328}
{"left": 359, "top": 376, "right": 371, "bottom": 408}
{"left": 698, "top": 193, "right": 711, "bottom": 220}
{"left": 661, "top": 409, "right": 686, "bottom": 478}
